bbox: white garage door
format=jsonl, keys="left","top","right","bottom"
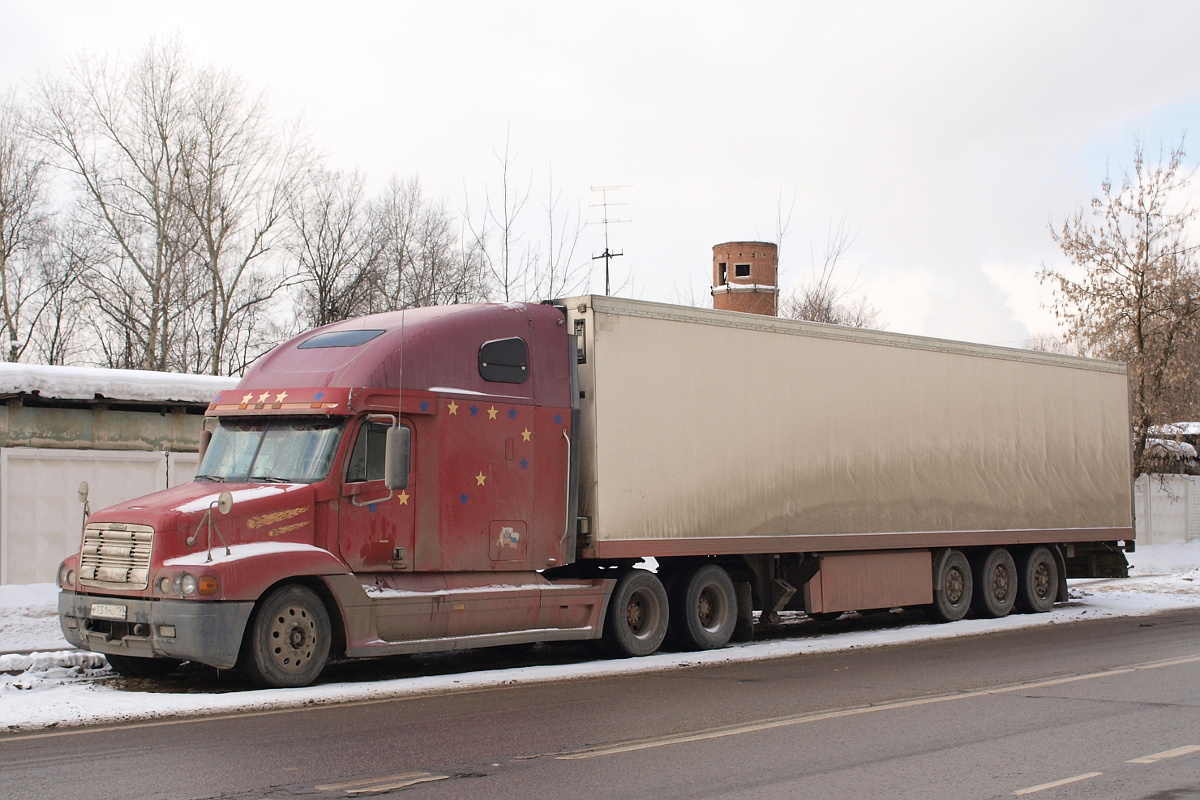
{"left": 0, "top": 448, "right": 184, "bottom": 585}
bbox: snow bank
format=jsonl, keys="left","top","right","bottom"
{"left": 0, "top": 542, "right": 1196, "bottom": 734}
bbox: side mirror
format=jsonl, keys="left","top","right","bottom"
{"left": 384, "top": 426, "right": 411, "bottom": 490}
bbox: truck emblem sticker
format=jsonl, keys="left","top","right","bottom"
{"left": 498, "top": 527, "right": 521, "bottom": 548}
{"left": 447, "top": 401, "right": 459, "bottom": 415}
{"left": 487, "top": 406, "right": 498, "bottom": 419}
{"left": 247, "top": 506, "right": 310, "bottom": 529}
{"left": 521, "top": 428, "right": 532, "bottom": 441}
{"left": 475, "top": 472, "right": 488, "bottom": 486}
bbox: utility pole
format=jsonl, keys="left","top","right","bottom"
{"left": 590, "top": 185, "right": 629, "bottom": 296}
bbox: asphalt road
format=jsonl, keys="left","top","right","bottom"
{"left": 3, "top": 608, "right": 1200, "bottom": 800}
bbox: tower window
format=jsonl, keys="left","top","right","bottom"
{"left": 718, "top": 263, "right": 727, "bottom": 285}
{"left": 735, "top": 263, "right": 751, "bottom": 278}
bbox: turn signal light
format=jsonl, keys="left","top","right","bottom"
{"left": 197, "top": 575, "right": 219, "bottom": 596}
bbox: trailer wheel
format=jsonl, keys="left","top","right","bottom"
{"left": 241, "top": 584, "right": 331, "bottom": 688}
{"left": 1015, "top": 546, "right": 1059, "bottom": 614}
{"left": 971, "top": 547, "right": 1017, "bottom": 618}
{"left": 927, "top": 549, "right": 973, "bottom": 622}
{"left": 601, "top": 570, "right": 669, "bottom": 657}
{"left": 669, "top": 564, "right": 737, "bottom": 651}
{"left": 105, "top": 653, "right": 183, "bottom": 678}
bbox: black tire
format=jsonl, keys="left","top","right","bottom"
{"left": 1016, "top": 546, "right": 1059, "bottom": 614}
{"left": 105, "top": 653, "right": 183, "bottom": 678}
{"left": 240, "top": 584, "right": 331, "bottom": 688}
{"left": 971, "top": 547, "right": 1018, "bottom": 618}
{"left": 669, "top": 564, "right": 737, "bottom": 651}
{"left": 601, "top": 570, "right": 669, "bottom": 657}
{"left": 926, "top": 548, "right": 973, "bottom": 622}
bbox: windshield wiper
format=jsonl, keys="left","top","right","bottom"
{"left": 250, "top": 475, "right": 290, "bottom": 483}
{"left": 195, "top": 474, "right": 225, "bottom": 483}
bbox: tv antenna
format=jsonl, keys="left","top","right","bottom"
{"left": 590, "top": 185, "right": 630, "bottom": 295}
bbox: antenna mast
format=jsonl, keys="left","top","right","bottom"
{"left": 590, "top": 185, "right": 630, "bottom": 295}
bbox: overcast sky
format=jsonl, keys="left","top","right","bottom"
{"left": 4, "top": 1, "right": 1199, "bottom": 346}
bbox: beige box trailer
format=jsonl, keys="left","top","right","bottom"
{"left": 562, "top": 296, "right": 1133, "bottom": 574}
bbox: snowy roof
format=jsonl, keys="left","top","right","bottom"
{"left": 1146, "top": 437, "right": 1198, "bottom": 459}
{"left": 0, "top": 363, "right": 239, "bottom": 406}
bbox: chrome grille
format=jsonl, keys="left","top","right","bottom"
{"left": 79, "top": 523, "right": 154, "bottom": 590}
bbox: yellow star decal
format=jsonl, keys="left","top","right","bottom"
{"left": 487, "top": 406, "right": 498, "bottom": 420}
{"left": 275, "top": 391, "right": 288, "bottom": 403}
{"left": 447, "top": 401, "right": 459, "bottom": 415}
{"left": 257, "top": 391, "right": 271, "bottom": 403}
{"left": 521, "top": 428, "right": 532, "bottom": 442}
{"left": 475, "top": 472, "right": 487, "bottom": 486}
{"left": 397, "top": 490, "right": 410, "bottom": 505}
{"left": 241, "top": 393, "right": 254, "bottom": 404}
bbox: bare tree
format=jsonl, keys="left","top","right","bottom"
{"left": 780, "top": 216, "right": 882, "bottom": 328}
{"left": 0, "top": 90, "right": 59, "bottom": 361}
{"left": 288, "top": 167, "right": 380, "bottom": 327}
{"left": 179, "top": 67, "right": 309, "bottom": 375}
{"left": 373, "top": 176, "right": 489, "bottom": 310}
{"left": 34, "top": 40, "right": 201, "bottom": 370}
{"left": 1041, "top": 138, "right": 1200, "bottom": 476}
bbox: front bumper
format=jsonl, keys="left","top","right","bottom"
{"left": 58, "top": 592, "right": 256, "bottom": 670}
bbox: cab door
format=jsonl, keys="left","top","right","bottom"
{"left": 338, "top": 419, "right": 416, "bottom": 572}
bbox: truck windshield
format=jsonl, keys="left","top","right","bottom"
{"left": 196, "top": 418, "right": 346, "bottom": 484}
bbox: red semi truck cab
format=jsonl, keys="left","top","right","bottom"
{"left": 58, "top": 302, "right": 611, "bottom": 686}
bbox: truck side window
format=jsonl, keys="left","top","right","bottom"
{"left": 479, "top": 337, "right": 528, "bottom": 383}
{"left": 346, "top": 421, "right": 390, "bottom": 482}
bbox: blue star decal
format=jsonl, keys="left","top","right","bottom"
{"left": 314, "top": 391, "right": 325, "bottom": 400}
{"left": 368, "top": 504, "right": 378, "bottom": 513}
{"left": 459, "top": 493, "right": 469, "bottom": 505}
{"left": 420, "top": 400, "right": 430, "bottom": 412}
{"left": 470, "top": 405, "right": 479, "bottom": 417}
{"left": 554, "top": 413, "right": 563, "bottom": 425}
{"left": 508, "top": 408, "right": 518, "bottom": 420}
{"left": 519, "top": 458, "right": 529, "bottom": 470}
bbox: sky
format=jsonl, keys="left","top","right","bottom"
{"left": 3, "top": 1, "right": 1200, "bottom": 346}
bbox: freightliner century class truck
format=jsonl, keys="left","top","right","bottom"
{"left": 57, "top": 296, "right": 1135, "bottom": 687}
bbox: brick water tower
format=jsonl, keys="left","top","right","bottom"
{"left": 710, "top": 241, "right": 778, "bottom": 316}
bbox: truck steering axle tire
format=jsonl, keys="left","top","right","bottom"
{"left": 669, "top": 564, "right": 737, "bottom": 651}
{"left": 241, "top": 584, "right": 331, "bottom": 688}
{"left": 927, "top": 548, "right": 973, "bottom": 622}
{"left": 1015, "top": 546, "right": 1059, "bottom": 614}
{"left": 602, "top": 570, "right": 669, "bottom": 657}
{"left": 105, "top": 653, "right": 183, "bottom": 678}
{"left": 971, "top": 547, "right": 1017, "bottom": 618}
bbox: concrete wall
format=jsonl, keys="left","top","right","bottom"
{"left": 1135, "top": 474, "right": 1200, "bottom": 545}
{"left": 0, "top": 448, "right": 200, "bottom": 584}
{"left": 0, "top": 399, "right": 209, "bottom": 585}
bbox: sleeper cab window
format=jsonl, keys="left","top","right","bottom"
{"left": 479, "top": 337, "right": 528, "bottom": 384}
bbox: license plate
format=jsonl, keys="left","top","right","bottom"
{"left": 91, "top": 603, "right": 128, "bottom": 621}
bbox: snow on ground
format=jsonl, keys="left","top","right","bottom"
{"left": 1, "top": 543, "right": 1198, "bottom": 734}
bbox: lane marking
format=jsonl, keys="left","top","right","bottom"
{"left": 315, "top": 771, "right": 448, "bottom": 794}
{"left": 1013, "top": 772, "right": 1103, "bottom": 795}
{"left": 1127, "top": 744, "right": 1200, "bottom": 764}
{"left": 557, "top": 653, "right": 1200, "bottom": 760}
{"left": 315, "top": 772, "right": 432, "bottom": 791}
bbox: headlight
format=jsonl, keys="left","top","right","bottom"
{"left": 158, "top": 576, "right": 173, "bottom": 594}
{"left": 179, "top": 573, "right": 198, "bottom": 596}
{"left": 58, "top": 564, "right": 73, "bottom": 588}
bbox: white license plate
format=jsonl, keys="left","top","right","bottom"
{"left": 91, "top": 603, "right": 128, "bottom": 621}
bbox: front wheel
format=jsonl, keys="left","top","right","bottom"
{"left": 240, "top": 584, "right": 331, "bottom": 688}
{"left": 601, "top": 570, "right": 669, "bottom": 658}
